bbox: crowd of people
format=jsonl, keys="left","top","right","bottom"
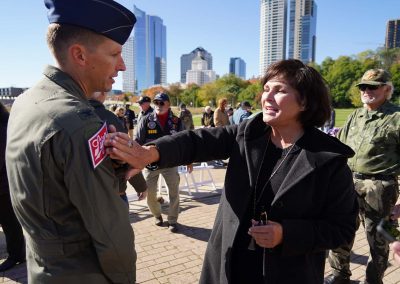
{"left": 0, "top": 1, "right": 399, "bottom": 284}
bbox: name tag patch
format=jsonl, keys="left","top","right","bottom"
{"left": 88, "top": 122, "right": 108, "bottom": 169}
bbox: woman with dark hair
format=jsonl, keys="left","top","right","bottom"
{"left": 106, "top": 59, "right": 358, "bottom": 284}
{"left": 0, "top": 102, "right": 25, "bottom": 272}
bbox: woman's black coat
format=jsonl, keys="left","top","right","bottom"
{"left": 153, "top": 113, "right": 358, "bottom": 284}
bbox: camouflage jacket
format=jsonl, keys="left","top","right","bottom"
{"left": 338, "top": 101, "right": 400, "bottom": 176}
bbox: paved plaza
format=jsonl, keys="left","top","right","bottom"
{"left": 1, "top": 166, "right": 399, "bottom": 283}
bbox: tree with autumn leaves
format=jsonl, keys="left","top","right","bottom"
{"left": 135, "top": 47, "right": 400, "bottom": 108}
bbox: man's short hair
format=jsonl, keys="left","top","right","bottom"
{"left": 46, "top": 23, "right": 106, "bottom": 66}
{"left": 241, "top": 101, "right": 251, "bottom": 109}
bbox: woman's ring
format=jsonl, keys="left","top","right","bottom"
{"left": 128, "top": 140, "right": 134, "bottom": 148}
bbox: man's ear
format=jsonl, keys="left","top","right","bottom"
{"left": 69, "top": 44, "right": 87, "bottom": 66}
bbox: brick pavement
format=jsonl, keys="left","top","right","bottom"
{"left": 1, "top": 166, "right": 400, "bottom": 283}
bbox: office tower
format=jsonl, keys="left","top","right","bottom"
{"left": 288, "top": 0, "right": 317, "bottom": 64}
{"left": 122, "top": 6, "right": 166, "bottom": 94}
{"left": 229, "top": 57, "right": 246, "bottom": 79}
{"left": 186, "top": 51, "right": 216, "bottom": 86}
{"left": 386, "top": 19, "right": 400, "bottom": 49}
{"left": 122, "top": 37, "right": 135, "bottom": 93}
{"left": 259, "top": 0, "right": 288, "bottom": 76}
{"left": 180, "top": 47, "right": 212, "bottom": 83}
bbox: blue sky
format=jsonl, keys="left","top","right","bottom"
{"left": 0, "top": 0, "right": 399, "bottom": 90}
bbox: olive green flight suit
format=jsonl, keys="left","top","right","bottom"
{"left": 6, "top": 65, "right": 136, "bottom": 283}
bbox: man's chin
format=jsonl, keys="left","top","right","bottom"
{"left": 361, "top": 97, "right": 376, "bottom": 104}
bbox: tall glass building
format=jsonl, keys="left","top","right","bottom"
{"left": 259, "top": 0, "right": 317, "bottom": 76}
{"left": 122, "top": 37, "right": 135, "bottom": 93}
{"left": 259, "top": 0, "right": 288, "bottom": 76}
{"left": 386, "top": 19, "right": 400, "bottom": 49}
{"left": 288, "top": 0, "right": 317, "bottom": 64}
{"left": 122, "top": 6, "right": 167, "bottom": 94}
{"left": 229, "top": 57, "right": 246, "bottom": 79}
{"left": 180, "top": 47, "right": 212, "bottom": 83}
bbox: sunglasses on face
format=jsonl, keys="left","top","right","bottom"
{"left": 358, "top": 84, "right": 383, "bottom": 91}
{"left": 153, "top": 101, "right": 165, "bottom": 106}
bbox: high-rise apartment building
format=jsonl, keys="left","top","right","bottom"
{"left": 186, "top": 51, "right": 216, "bottom": 86}
{"left": 259, "top": 0, "right": 317, "bottom": 76}
{"left": 229, "top": 57, "right": 246, "bottom": 79}
{"left": 122, "top": 37, "right": 135, "bottom": 93}
{"left": 288, "top": 0, "right": 317, "bottom": 64}
{"left": 122, "top": 6, "right": 167, "bottom": 94}
{"left": 180, "top": 47, "right": 212, "bottom": 83}
{"left": 386, "top": 19, "right": 400, "bottom": 49}
{"left": 259, "top": 0, "right": 288, "bottom": 76}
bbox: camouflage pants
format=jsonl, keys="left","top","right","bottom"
{"left": 328, "top": 177, "right": 399, "bottom": 284}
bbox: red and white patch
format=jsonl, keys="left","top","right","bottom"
{"left": 88, "top": 122, "right": 108, "bottom": 169}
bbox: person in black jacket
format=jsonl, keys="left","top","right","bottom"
{"left": 106, "top": 60, "right": 358, "bottom": 284}
{"left": 201, "top": 105, "right": 215, "bottom": 128}
{"left": 124, "top": 104, "right": 136, "bottom": 138}
{"left": 0, "top": 102, "right": 25, "bottom": 272}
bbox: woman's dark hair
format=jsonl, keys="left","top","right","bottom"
{"left": 0, "top": 102, "right": 9, "bottom": 123}
{"left": 261, "top": 59, "right": 331, "bottom": 128}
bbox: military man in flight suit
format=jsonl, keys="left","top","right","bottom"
{"left": 6, "top": 0, "right": 138, "bottom": 283}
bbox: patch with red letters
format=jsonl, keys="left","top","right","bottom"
{"left": 88, "top": 122, "right": 108, "bottom": 169}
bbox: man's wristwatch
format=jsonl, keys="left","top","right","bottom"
{"left": 145, "top": 162, "right": 159, "bottom": 171}
{"left": 144, "top": 144, "right": 160, "bottom": 171}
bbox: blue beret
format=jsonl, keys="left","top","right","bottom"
{"left": 44, "top": 0, "right": 136, "bottom": 45}
{"left": 154, "top": 93, "right": 170, "bottom": 102}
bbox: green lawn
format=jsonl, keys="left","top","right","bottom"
{"left": 193, "top": 115, "right": 202, "bottom": 127}
{"left": 193, "top": 108, "right": 355, "bottom": 128}
{"left": 334, "top": 109, "right": 354, "bottom": 128}
{"left": 111, "top": 100, "right": 356, "bottom": 129}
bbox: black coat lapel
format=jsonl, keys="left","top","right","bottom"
{"left": 242, "top": 114, "right": 269, "bottom": 188}
{"left": 272, "top": 150, "right": 314, "bottom": 204}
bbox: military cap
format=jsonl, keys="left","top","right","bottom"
{"left": 44, "top": 0, "right": 136, "bottom": 45}
{"left": 137, "top": 96, "right": 151, "bottom": 104}
{"left": 153, "top": 93, "right": 170, "bottom": 102}
{"left": 356, "top": 69, "right": 391, "bottom": 86}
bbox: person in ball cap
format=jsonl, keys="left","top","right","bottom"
{"left": 135, "top": 93, "right": 185, "bottom": 233}
{"left": 5, "top": 0, "right": 138, "bottom": 283}
{"left": 137, "top": 95, "right": 153, "bottom": 122}
{"left": 325, "top": 68, "right": 400, "bottom": 284}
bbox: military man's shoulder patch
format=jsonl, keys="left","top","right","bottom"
{"left": 88, "top": 122, "right": 108, "bottom": 169}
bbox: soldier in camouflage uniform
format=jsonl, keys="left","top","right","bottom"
{"left": 325, "top": 69, "right": 400, "bottom": 284}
